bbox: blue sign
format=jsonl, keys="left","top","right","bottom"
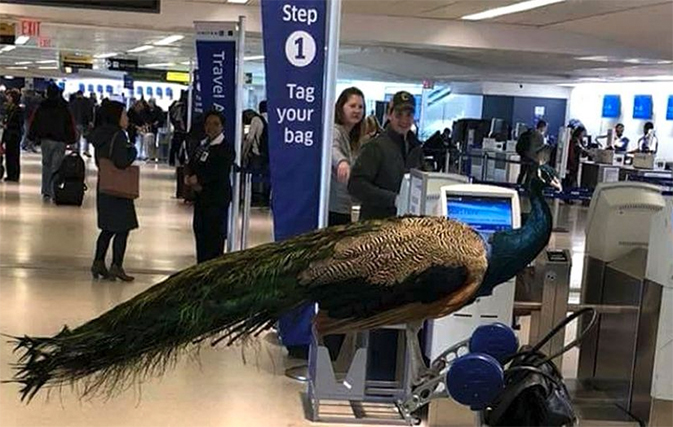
{"left": 146, "top": 86, "right": 153, "bottom": 97}
{"left": 87, "top": 84, "right": 94, "bottom": 93}
{"left": 136, "top": 86, "right": 143, "bottom": 97}
{"left": 633, "top": 95, "right": 653, "bottom": 120}
{"left": 97, "top": 85, "right": 103, "bottom": 93}
{"left": 262, "top": 0, "right": 326, "bottom": 347}
{"left": 166, "top": 87, "right": 174, "bottom": 99}
{"left": 156, "top": 87, "right": 163, "bottom": 98}
{"left": 602, "top": 95, "right": 621, "bottom": 118}
{"left": 195, "top": 29, "right": 237, "bottom": 147}
{"left": 123, "top": 74, "right": 134, "bottom": 90}
{"left": 667, "top": 96, "right": 673, "bottom": 121}
{"left": 78, "top": 83, "right": 85, "bottom": 92}
{"left": 105, "top": 85, "right": 113, "bottom": 94}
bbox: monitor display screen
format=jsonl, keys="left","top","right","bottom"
{"left": 2, "top": 0, "right": 160, "bottom": 13}
{"left": 445, "top": 195, "right": 513, "bottom": 240}
{"left": 602, "top": 95, "right": 621, "bottom": 118}
{"left": 633, "top": 95, "right": 653, "bottom": 120}
{"left": 667, "top": 96, "right": 673, "bottom": 121}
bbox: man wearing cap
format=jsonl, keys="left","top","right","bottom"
{"left": 349, "top": 91, "right": 425, "bottom": 220}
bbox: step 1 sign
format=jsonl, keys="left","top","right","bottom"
{"left": 261, "top": 0, "right": 326, "bottom": 347}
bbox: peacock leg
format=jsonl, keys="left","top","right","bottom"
{"left": 405, "top": 321, "right": 430, "bottom": 386}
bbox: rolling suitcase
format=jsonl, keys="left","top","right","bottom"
{"left": 54, "top": 180, "right": 87, "bottom": 206}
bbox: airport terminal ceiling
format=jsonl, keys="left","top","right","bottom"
{"left": 0, "top": 0, "right": 671, "bottom": 83}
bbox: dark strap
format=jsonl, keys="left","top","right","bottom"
{"left": 506, "top": 308, "right": 597, "bottom": 367}
{"left": 109, "top": 131, "right": 119, "bottom": 159}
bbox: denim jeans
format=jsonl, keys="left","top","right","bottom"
{"left": 41, "top": 139, "right": 66, "bottom": 198}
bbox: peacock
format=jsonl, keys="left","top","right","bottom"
{"left": 7, "top": 165, "right": 561, "bottom": 403}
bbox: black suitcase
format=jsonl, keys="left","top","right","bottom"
{"left": 54, "top": 180, "right": 87, "bottom": 206}
{"left": 176, "top": 166, "right": 195, "bottom": 201}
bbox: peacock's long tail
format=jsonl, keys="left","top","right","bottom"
{"left": 5, "top": 220, "right": 381, "bottom": 403}
{"left": 6, "top": 249, "right": 306, "bottom": 403}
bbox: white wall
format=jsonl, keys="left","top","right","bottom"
{"left": 423, "top": 94, "right": 484, "bottom": 138}
{"left": 452, "top": 81, "right": 571, "bottom": 100}
{"left": 569, "top": 82, "right": 673, "bottom": 160}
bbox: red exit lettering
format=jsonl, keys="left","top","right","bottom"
{"left": 21, "top": 20, "right": 41, "bottom": 37}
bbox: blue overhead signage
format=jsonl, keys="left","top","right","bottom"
{"left": 87, "top": 84, "right": 94, "bottom": 93}
{"left": 602, "top": 95, "right": 621, "bottom": 118}
{"left": 146, "top": 86, "right": 153, "bottom": 97}
{"left": 667, "top": 96, "right": 673, "bottom": 121}
{"left": 123, "top": 74, "right": 134, "bottom": 90}
{"left": 262, "top": 0, "right": 327, "bottom": 347}
{"left": 194, "top": 21, "right": 237, "bottom": 146}
{"left": 96, "top": 85, "right": 103, "bottom": 93}
{"left": 156, "top": 87, "right": 163, "bottom": 98}
{"left": 633, "top": 95, "right": 653, "bottom": 120}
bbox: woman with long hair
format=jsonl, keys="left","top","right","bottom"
{"left": 328, "top": 87, "right": 365, "bottom": 226}
{"left": 89, "top": 100, "right": 139, "bottom": 281}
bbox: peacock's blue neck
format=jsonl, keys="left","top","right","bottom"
{"left": 477, "top": 180, "right": 553, "bottom": 297}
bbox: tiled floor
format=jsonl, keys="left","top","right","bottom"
{"left": 0, "top": 153, "right": 629, "bottom": 427}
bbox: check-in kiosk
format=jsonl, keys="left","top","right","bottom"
{"left": 425, "top": 184, "right": 521, "bottom": 360}
{"left": 400, "top": 169, "right": 470, "bottom": 216}
{"left": 578, "top": 182, "right": 666, "bottom": 423}
{"left": 647, "top": 195, "right": 673, "bottom": 426}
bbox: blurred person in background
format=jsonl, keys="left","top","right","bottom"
{"left": 2, "top": 89, "right": 24, "bottom": 182}
{"left": 70, "top": 90, "right": 94, "bottom": 158}
{"left": 28, "top": 83, "right": 76, "bottom": 200}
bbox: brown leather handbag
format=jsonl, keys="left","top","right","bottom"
{"left": 98, "top": 132, "right": 140, "bottom": 199}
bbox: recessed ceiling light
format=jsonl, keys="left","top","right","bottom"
{"left": 14, "top": 36, "right": 30, "bottom": 45}
{"left": 244, "top": 55, "right": 264, "bottom": 61}
{"left": 14, "top": 61, "right": 32, "bottom": 65}
{"left": 180, "top": 61, "right": 192, "bottom": 65}
{"left": 94, "top": 52, "right": 118, "bottom": 59}
{"left": 4, "top": 76, "right": 14, "bottom": 79}
{"left": 462, "top": 0, "right": 566, "bottom": 20}
{"left": 154, "top": 35, "right": 185, "bottom": 46}
{"left": 36, "top": 59, "right": 57, "bottom": 64}
{"left": 38, "top": 66, "right": 58, "bottom": 70}
{"left": 576, "top": 56, "right": 610, "bottom": 62}
{"left": 227, "top": 0, "right": 250, "bottom": 3}
{"left": 6, "top": 66, "right": 28, "bottom": 70}
{"left": 624, "top": 58, "right": 643, "bottom": 64}
{"left": 1, "top": 46, "right": 17, "bottom": 52}
{"left": 145, "top": 62, "right": 175, "bottom": 67}
{"left": 127, "top": 45, "right": 154, "bottom": 53}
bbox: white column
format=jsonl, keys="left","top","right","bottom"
{"left": 318, "top": 0, "right": 342, "bottom": 229}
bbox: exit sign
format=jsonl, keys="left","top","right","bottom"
{"left": 20, "top": 20, "right": 41, "bottom": 37}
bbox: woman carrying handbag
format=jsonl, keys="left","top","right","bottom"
{"left": 89, "top": 100, "right": 139, "bottom": 281}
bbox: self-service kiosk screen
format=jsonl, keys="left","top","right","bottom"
{"left": 446, "top": 195, "right": 513, "bottom": 240}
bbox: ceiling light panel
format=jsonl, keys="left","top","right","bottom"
{"left": 227, "top": 0, "right": 250, "bottom": 3}
{"left": 14, "top": 36, "right": 30, "bottom": 45}
{"left": 94, "top": 52, "right": 118, "bottom": 59}
{"left": 154, "top": 35, "right": 185, "bottom": 46}
{"left": 462, "top": 0, "right": 566, "bottom": 21}
{"left": 128, "top": 45, "right": 154, "bottom": 53}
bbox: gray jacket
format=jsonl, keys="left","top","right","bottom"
{"left": 329, "top": 124, "right": 355, "bottom": 214}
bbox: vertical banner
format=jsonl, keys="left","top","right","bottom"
{"left": 262, "top": 0, "right": 326, "bottom": 241}
{"left": 262, "top": 0, "right": 327, "bottom": 347}
{"left": 194, "top": 22, "right": 237, "bottom": 146}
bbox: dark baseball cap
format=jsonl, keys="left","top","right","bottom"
{"left": 390, "top": 91, "right": 415, "bottom": 113}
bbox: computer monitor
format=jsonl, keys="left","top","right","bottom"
{"left": 445, "top": 194, "right": 513, "bottom": 241}
{"left": 585, "top": 182, "right": 665, "bottom": 262}
{"left": 425, "top": 184, "right": 521, "bottom": 360}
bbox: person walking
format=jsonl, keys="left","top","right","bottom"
{"left": 89, "top": 100, "right": 138, "bottom": 282}
{"left": 184, "top": 110, "right": 235, "bottom": 263}
{"left": 329, "top": 87, "right": 365, "bottom": 226}
{"left": 2, "top": 89, "right": 23, "bottom": 182}
{"left": 28, "top": 83, "right": 77, "bottom": 200}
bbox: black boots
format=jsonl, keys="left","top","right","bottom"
{"left": 91, "top": 260, "right": 110, "bottom": 279}
{"left": 109, "top": 264, "right": 135, "bottom": 282}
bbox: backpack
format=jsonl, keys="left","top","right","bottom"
{"left": 515, "top": 129, "right": 533, "bottom": 157}
{"left": 57, "top": 151, "right": 86, "bottom": 181}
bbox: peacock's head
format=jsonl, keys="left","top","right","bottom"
{"left": 533, "top": 164, "right": 562, "bottom": 192}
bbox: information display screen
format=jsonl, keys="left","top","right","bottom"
{"left": 633, "top": 95, "right": 653, "bottom": 120}
{"left": 446, "top": 195, "right": 513, "bottom": 240}
{"left": 1, "top": 0, "right": 160, "bottom": 13}
{"left": 602, "top": 95, "right": 621, "bottom": 118}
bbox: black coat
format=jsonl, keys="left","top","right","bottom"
{"left": 348, "top": 127, "right": 426, "bottom": 220}
{"left": 90, "top": 124, "right": 139, "bottom": 233}
{"left": 2, "top": 104, "right": 24, "bottom": 144}
{"left": 188, "top": 136, "right": 235, "bottom": 208}
{"left": 28, "top": 97, "right": 76, "bottom": 145}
